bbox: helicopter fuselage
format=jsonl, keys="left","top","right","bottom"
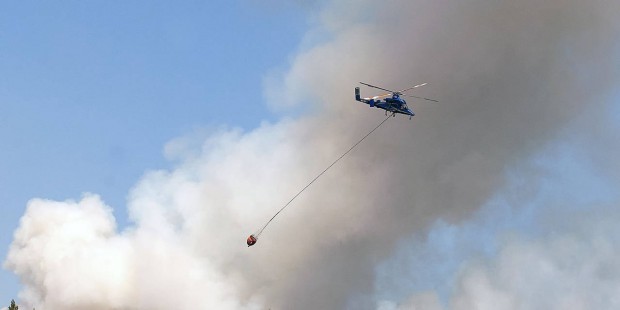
{"left": 355, "top": 87, "right": 415, "bottom": 118}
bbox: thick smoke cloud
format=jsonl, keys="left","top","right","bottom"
{"left": 5, "top": 0, "right": 620, "bottom": 309}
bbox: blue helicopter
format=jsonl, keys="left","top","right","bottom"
{"left": 355, "top": 82, "right": 438, "bottom": 119}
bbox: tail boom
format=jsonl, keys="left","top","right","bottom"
{"left": 355, "top": 87, "right": 375, "bottom": 107}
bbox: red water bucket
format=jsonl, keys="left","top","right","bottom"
{"left": 247, "top": 234, "right": 257, "bottom": 247}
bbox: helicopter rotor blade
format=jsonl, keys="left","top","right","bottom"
{"left": 373, "top": 93, "right": 392, "bottom": 99}
{"left": 399, "top": 82, "right": 428, "bottom": 93}
{"left": 359, "top": 82, "right": 397, "bottom": 94}
{"left": 406, "top": 95, "right": 439, "bottom": 103}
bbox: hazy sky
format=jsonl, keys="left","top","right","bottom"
{"left": 2, "top": 1, "right": 619, "bottom": 309}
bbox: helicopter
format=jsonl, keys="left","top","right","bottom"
{"left": 355, "top": 82, "right": 438, "bottom": 119}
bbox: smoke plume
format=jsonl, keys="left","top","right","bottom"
{"left": 5, "top": 0, "right": 620, "bottom": 309}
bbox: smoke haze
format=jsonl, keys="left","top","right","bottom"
{"left": 5, "top": 0, "right": 620, "bottom": 309}
{"left": 378, "top": 204, "right": 620, "bottom": 310}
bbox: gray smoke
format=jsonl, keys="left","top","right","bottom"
{"left": 5, "top": 0, "right": 620, "bottom": 309}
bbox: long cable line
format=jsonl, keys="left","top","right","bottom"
{"left": 253, "top": 115, "right": 391, "bottom": 239}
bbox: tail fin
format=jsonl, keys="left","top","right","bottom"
{"left": 355, "top": 87, "right": 361, "bottom": 101}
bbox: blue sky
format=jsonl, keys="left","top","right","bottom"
{"left": 1, "top": 1, "right": 307, "bottom": 302}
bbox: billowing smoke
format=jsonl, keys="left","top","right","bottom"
{"left": 5, "top": 0, "right": 620, "bottom": 309}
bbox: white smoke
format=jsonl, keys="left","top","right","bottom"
{"left": 5, "top": 0, "right": 620, "bottom": 309}
{"left": 6, "top": 194, "right": 259, "bottom": 310}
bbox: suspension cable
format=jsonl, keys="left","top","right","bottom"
{"left": 254, "top": 115, "right": 391, "bottom": 238}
